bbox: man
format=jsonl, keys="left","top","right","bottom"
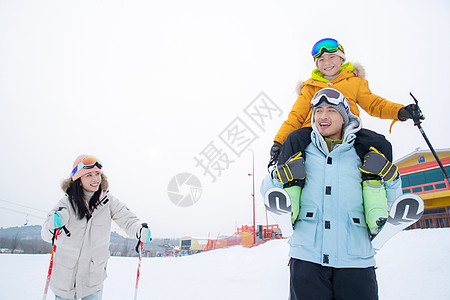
{"left": 277, "top": 88, "right": 402, "bottom": 299}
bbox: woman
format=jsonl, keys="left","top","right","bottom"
{"left": 41, "top": 154, "right": 151, "bottom": 300}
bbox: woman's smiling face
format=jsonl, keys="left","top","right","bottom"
{"left": 80, "top": 171, "right": 102, "bottom": 192}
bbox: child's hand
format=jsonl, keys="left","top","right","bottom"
{"left": 359, "top": 147, "right": 398, "bottom": 182}
{"left": 268, "top": 142, "right": 283, "bottom": 168}
{"left": 398, "top": 104, "right": 425, "bottom": 121}
{"left": 276, "top": 151, "right": 306, "bottom": 184}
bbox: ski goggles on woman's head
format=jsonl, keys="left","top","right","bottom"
{"left": 311, "top": 38, "right": 345, "bottom": 58}
{"left": 71, "top": 156, "right": 103, "bottom": 177}
{"left": 311, "top": 88, "right": 350, "bottom": 111}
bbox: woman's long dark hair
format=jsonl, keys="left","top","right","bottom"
{"left": 67, "top": 178, "right": 102, "bottom": 220}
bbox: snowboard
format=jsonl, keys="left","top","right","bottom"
{"left": 371, "top": 193, "right": 424, "bottom": 250}
{"left": 264, "top": 187, "right": 293, "bottom": 237}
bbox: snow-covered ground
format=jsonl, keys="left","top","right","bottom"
{"left": 1, "top": 228, "right": 449, "bottom": 300}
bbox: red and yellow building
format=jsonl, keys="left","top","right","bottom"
{"left": 395, "top": 148, "right": 450, "bottom": 228}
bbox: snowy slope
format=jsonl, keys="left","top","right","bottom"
{"left": 0, "top": 228, "right": 449, "bottom": 300}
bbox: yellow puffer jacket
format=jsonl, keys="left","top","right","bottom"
{"left": 274, "top": 62, "right": 404, "bottom": 144}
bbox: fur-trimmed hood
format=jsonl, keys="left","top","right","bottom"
{"left": 61, "top": 174, "right": 109, "bottom": 193}
{"left": 351, "top": 62, "right": 365, "bottom": 79}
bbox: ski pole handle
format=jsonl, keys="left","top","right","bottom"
{"left": 408, "top": 93, "right": 426, "bottom": 126}
{"left": 135, "top": 223, "right": 150, "bottom": 252}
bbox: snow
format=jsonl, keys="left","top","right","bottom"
{"left": 1, "top": 228, "right": 449, "bottom": 299}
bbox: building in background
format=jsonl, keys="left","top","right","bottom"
{"left": 395, "top": 148, "right": 450, "bottom": 229}
{"left": 177, "top": 224, "right": 282, "bottom": 255}
{"left": 179, "top": 236, "right": 209, "bottom": 255}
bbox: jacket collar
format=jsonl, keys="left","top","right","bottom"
{"left": 311, "top": 62, "right": 354, "bottom": 83}
{"left": 93, "top": 191, "right": 110, "bottom": 209}
{"left": 86, "top": 191, "right": 111, "bottom": 220}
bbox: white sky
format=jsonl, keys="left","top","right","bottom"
{"left": 1, "top": 0, "right": 449, "bottom": 238}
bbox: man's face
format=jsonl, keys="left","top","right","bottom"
{"left": 314, "top": 105, "right": 345, "bottom": 140}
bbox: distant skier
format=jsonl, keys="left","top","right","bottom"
{"left": 269, "top": 37, "right": 421, "bottom": 168}
{"left": 41, "top": 155, "right": 152, "bottom": 300}
{"left": 277, "top": 89, "right": 402, "bottom": 299}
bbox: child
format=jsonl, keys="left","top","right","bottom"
{"left": 269, "top": 37, "right": 418, "bottom": 166}
{"left": 266, "top": 38, "right": 411, "bottom": 235}
{"left": 41, "top": 154, "right": 152, "bottom": 300}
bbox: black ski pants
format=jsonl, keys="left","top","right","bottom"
{"left": 289, "top": 258, "right": 378, "bottom": 300}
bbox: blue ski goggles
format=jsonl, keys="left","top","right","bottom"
{"left": 311, "top": 88, "right": 350, "bottom": 112}
{"left": 311, "top": 38, "right": 345, "bottom": 58}
{"left": 71, "top": 156, "right": 103, "bottom": 177}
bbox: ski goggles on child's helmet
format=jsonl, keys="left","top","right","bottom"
{"left": 311, "top": 88, "right": 350, "bottom": 111}
{"left": 71, "top": 156, "right": 103, "bottom": 177}
{"left": 311, "top": 38, "right": 345, "bottom": 58}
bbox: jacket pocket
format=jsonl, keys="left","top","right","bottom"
{"left": 347, "top": 211, "right": 375, "bottom": 257}
{"left": 52, "top": 247, "right": 78, "bottom": 292}
{"left": 289, "top": 206, "right": 318, "bottom": 247}
{"left": 87, "top": 251, "right": 110, "bottom": 288}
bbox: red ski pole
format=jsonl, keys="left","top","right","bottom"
{"left": 42, "top": 228, "right": 60, "bottom": 300}
{"left": 134, "top": 241, "right": 143, "bottom": 300}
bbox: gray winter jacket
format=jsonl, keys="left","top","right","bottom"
{"left": 41, "top": 177, "right": 143, "bottom": 299}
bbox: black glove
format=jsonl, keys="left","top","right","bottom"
{"left": 359, "top": 147, "right": 398, "bottom": 182}
{"left": 275, "top": 151, "right": 306, "bottom": 184}
{"left": 268, "top": 141, "right": 282, "bottom": 169}
{"left": 398, "top": 104, "right": 425, "bottom": 122}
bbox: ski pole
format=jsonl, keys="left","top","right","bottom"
{"left": 42, "top": 228, "right": 61, "bottom": 300}
{"left": 409, "top": 93, "right": 450, "bottom": 186}
{"left": 134, "top": 240, "right": 143, "bottom": 300}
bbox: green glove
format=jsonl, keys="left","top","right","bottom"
{"left": 285, "top": 186, "right": 301, "bottom": 224}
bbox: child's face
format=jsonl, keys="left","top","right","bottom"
{"left": 317, "top": 53, "right": 345, "bottom": 77}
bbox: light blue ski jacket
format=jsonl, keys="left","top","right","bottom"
{"left": 288, "top": 110, "right": 402, "bottom": 268}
